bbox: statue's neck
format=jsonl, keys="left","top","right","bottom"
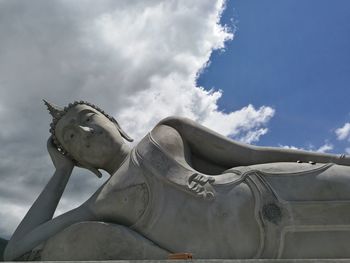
{"left": 105, "top": 144, "right": 131, "bottom": 175}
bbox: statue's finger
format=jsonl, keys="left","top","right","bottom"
{"left": 196, "top": 187, "right": 204, "bottom": 193}
{"left": 208, "top": 177, "right": 215, "bottom": 183}
{"left": 189, "top": 181, "right": 198, "bottom": 189}
{"left": 205, "top": 192, "right": 215, "bottom": 200}
{"left": 188, "top": 173, "right": 198, "bottom": 184}
{"left": 192, "top": 184, "right": 199, "bottom": 191}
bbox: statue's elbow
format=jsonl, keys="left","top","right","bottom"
{"left": 3, "top": 243, "right": 14, "bottom": 261}
{"left": 156, "top": 116, "right": 192, "bottom": 128}
{"left": 3, "top": 241, "right": 20, "bottom": 261}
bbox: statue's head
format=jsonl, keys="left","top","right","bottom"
{"left": 44, "top": 100, "right": 133, "bottom": 175}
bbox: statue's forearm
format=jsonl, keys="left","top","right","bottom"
{"left": 8, "top": 167, "right": 73, "bottom": 245}
{"left": 158, "top": 117, "right": 350, "bottom": 167}
{"left": 4, "top": 205, "right": 93, "bottom": 261}
{"left": 249, "top": 146, "right": 346, "bottom": 165}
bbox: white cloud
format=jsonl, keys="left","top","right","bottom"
{"left": 238, "top": 128, "right": 268, "bottom": 144}
{"left": 335, "top": 123, "right": 350, "bottom": 141}
{"left": 335, "top": 122, "right": 350, "bottom": 154}
{"left": 316, "top": 143, "right": 333, "bottom": 153}
{"left": 119, "top": 85, "right": 275, "bottom": 142}
{"left": 0, "top": 0, "right": 274, "bottom": 238}
{"left": 279, "top": 142, "right": 333, "bottom": 153}
{"left": 279, "top": 145, "right": 304, "bottom": 151}
{"left": 0, "top": 203, "right": 28, "bottom": 238}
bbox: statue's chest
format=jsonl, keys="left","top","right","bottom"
{"left": 95, "top": 183, "right": 149, "bottom": 225}
{"left": 92, "top": 157, "right": 150, "bottom": 225}
{"left": 131, "top": 172, "right": 260, "bottom": 258}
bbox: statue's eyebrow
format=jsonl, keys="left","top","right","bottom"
{"left": 77, "top": 109, "right": 97, "bottom": 120}
{"left": 65, "top": 109, "right": 96, "bottom": 125}
{"left": 77, "top": 109, "right": 97, "bottom": 121}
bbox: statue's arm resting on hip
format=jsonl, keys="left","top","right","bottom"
{"left": 158, "top": 116, "right": 350, "bottom": 167}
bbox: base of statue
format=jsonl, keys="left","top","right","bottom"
{"left": 4, "top": 260, "right": 350, "bottom": 263}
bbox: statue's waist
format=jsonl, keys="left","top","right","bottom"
{"left": 221, "top": 162, "right": 350, "bottom": 201}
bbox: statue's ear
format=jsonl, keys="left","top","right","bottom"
{"left": 75, "top": 161, "right": 103, "bottom": 178}
{"left": 111, "top": 117, "right": 133, "bottom": 142}
{"left": 85, "top": 166, "right": 103, "bottom": 178}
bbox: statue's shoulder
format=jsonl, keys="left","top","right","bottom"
{"left": 155, "top": 116, "right": 196, "bottom": 131}
{"left": 149, "top": 118, "right": 189, "bottom": 161}
{"left": 152, "top": 121, "right": 183, "bottom": 144}
{"left": 135, "top": 117, "right": 184, "bottom": 158}
{"left": 152, "top": 115, "right": 200, "bottom": 146}
{"left": 156, "top": 115, "right": 191, "bottom": 125}
{"left": 135, "top": 116, "right": 192, "bottom": 169}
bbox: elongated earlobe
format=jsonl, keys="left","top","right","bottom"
{"left": 111, "top": 117, "right": 133, "bottom": 142}
{"left": 87, "top": 166, "right": 103, "bottom": 178}
{"left": 76, "top": 160, "right": 103, "bottom": 178}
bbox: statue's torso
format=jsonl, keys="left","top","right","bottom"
{"left": 132, "top": 131, "right": 350, "bottom": 259}
{"left": 131, "top": 166, "right": 260, "bottom": 258}
{"left": 130, "top": 133, "right": 261, "bottom": 258}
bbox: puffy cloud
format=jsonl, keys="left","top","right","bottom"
{"left": 335, "top": 123, "right": 350, "bottom": 141}
{"left": 120, "top": 87, "right": 275, "bottom": 142}
{"left": 279, "top": 145, "right": 304, "bottom": 151}
{"left": 0, "top": 0, "right": 274, "bottom": 238}
{"left": 279, "top": 142, "right": 333, "bottom": 153}
{"left": 315, "top": 143, "right": 333, "bottom": 153}
{"left": 334, "top": 122, "right": 350, "bottom": 154}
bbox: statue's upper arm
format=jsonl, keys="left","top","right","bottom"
{"left": 156, "top": 116, "right": 258, "bottom": 167}
{"left": 150, "top": 123, "right": 216, "bottom": 200}
{"left": 151, "top": 124, "right": 192, "bottom": 167}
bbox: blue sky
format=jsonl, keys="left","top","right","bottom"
{"left": 198, "top": 0, "right": 350, "bottom": 153}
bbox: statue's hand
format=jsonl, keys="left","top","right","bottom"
{"left": 47, "top": 137, "right": 74, "bottom": 172}
{"left": 188, "top": 173, "right": 215, "bottom": 200}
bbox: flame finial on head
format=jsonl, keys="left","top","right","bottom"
{"left": 43, "top": 99, "right": 64, "bottom": 121}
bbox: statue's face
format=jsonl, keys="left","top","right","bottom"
{"left": 55, "top": 104, "right": 124, "bottom": 169}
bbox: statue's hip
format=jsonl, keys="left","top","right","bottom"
{"left": 236, "top": 162, "right": 350, "bottom": 259}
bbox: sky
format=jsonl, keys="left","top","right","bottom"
{"left": 199, "top": 0, "right": 350, "bottom": 153}
{"left": 0, "top": 0, "right": 349, "bottom": 239}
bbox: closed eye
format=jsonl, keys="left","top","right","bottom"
{"left": 78, "top": 109, "right": 98, "bottom": 123}
{"left": 84, "top": 113, "right": 96, "bottom": 123}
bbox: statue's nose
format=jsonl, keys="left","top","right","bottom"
{"left": 78, "top": 125, "right": 94, "bottom": 136}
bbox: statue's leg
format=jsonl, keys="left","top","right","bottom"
{"left": 40, "top": 221, "right": 169, "bottom": 260}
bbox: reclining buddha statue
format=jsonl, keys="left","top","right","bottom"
{"left": 4, "top": 100, "right": 350, "bottom": 260}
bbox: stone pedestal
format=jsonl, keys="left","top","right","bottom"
{"left": 3, "top": 260, "right": 350, "bottom": 263}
